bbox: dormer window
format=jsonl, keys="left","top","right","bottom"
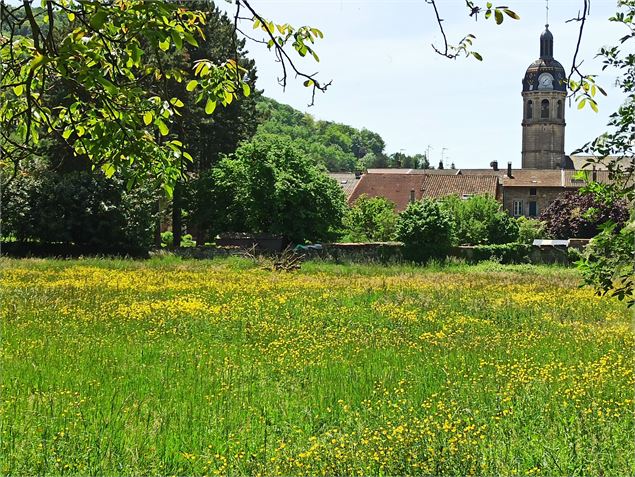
{"left": 541, "top": 99, "right": 550, "bottom": 119}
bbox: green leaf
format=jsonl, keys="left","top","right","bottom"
{"left": 96, "top": 76, "right": 117, "bottom": 96}
{"left": 159, "top": 38, "right": 170, "bottom": 51}
{"left": 205, "top": 99, "right": 217, "bottom": 115}
{"left": 577, "top": 99, "right": 587, "bottom": 110}
{"left": 171, "top": 30, "right": 183, "bottom": 50}
{"left": 186, "top": 80, "right": 198, "bottom": 92}
{"left": 62, "top": 128, "right": 73, "bottom": 140}
{"left": 156, "top": 118, "right": 169, "bottom": 136}
{"left": 90, "top": 9, "right": 108, "bottom": 30}
{"left": 471, "top": 51, "right": 483, "bottom": 61}
{"left": 504, "top": 9, "right": 520, "bottom": 20}
{"left": 29, "top": 53, "right": 47, "bottom": 73}
{"left": 495, "top": 9, "right": 504, "bottom": 25}
{"left": 171, "top": 98, "right": 184, "bottom": 107}
{"left": 303, "top": 79, "right": 314, "bottom": 87}
{"left": 143, "top": 111, "right": 153, "bottom": 125}
{"left": 13, "top": 84, "right": 24, "bottom": 96}
{"left": 590, "top": 100, "right": 598, "bottom": 113}
{"left": 67, "top": 12, "right": 75, "bottom": 22}
{"left": 101, "top": 163, "right": 116, "bottom": 178}
{"left": 242, "top": 83, "right": 251, "bottom": 97}
{"left": 183, "top": 31, "right": 198, "bottom": 47}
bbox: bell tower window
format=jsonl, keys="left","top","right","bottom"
{"left": 526, "top": 100, "right": 533, "bottom": 119}
{"left": 557, "top": 100, "right": 563, "bottom": 119}
{"left": 541, "top": 99, "right": 550, "bottom": 119}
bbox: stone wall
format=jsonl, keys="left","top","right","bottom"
{"left": 502, "top": 186, "right": 571, "bottom": 218}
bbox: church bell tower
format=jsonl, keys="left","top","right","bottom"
{"left": 521, "top": 25, "right": 567, "bottom": 169}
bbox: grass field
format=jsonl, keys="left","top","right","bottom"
{"left": 1, "top": 258, "right": 632, "bottom": 475}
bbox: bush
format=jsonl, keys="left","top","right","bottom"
{"left": 539, "top": 190, "right": 629, "bottom": 239}
{"left": 342, "top": 195, "right": 398, "bottom": 242}
{"left": 2, "top": 170, "right": 157, "bottom": 254}
{"left": 441, "top": 194, "right": 518, "bottom": 245}
{"left": 578, "top": 219, "right": 634, "bottom": 306}
{"left": 161, "top": 231, "right": 197, "bottom": 248}
{"left": 515, "top": 216, "right": 547, "bottom": 244}
{"left": 396, "top": 199, "right": 455, "bottom": 263}
{"left": 471, "top": 243, "right": 532, "bottom": 264}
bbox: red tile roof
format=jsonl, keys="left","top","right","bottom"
{"left": 349, "top": 173, "right": 500, "bottom": 211}
{"left": 420, "top": 174, "right": 499, "bottom": 199}
{"left": 349, "top": 173, "right": 425, "bottom": 211}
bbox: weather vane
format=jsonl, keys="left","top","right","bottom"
{"left": 546, "top": 0, "right": 549, "bottom": 27}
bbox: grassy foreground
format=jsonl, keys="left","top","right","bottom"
{"left": 1, "top": 258, "right": 632, "bottom": 475}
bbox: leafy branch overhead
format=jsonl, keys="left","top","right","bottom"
{"left": 425, "top": 1, "right": 520, "bottom": 61}
{"left": 0, "top": 0, "right": 326, "bottom": 195}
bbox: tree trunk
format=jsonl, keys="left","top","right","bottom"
{"left": 154, "top": 199, "right": 162, "bottom": 248}
{"left": 172, "top": 181, "right": 182, "bottom": 249}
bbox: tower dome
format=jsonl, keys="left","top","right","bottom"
{"left": 522, "top": 25, "right": 566, "bottom": 93}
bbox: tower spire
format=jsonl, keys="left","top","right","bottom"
{"left": 540, "top": 23, "right": 553, "bottom": 59}
{"left": 546, "top": 0, "right": 549, "bottom": 27}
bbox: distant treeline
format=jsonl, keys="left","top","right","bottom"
{"left": 254, "top": 98, "right": 431, "bottom": 172}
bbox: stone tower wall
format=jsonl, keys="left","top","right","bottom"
{"left": 521, "top": 90, "right": 566, "bottom": 169}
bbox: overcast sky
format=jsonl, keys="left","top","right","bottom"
{"left": 221, "top": 0, "right": 627, "bottom": 169}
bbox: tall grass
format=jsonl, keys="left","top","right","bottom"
{"left": 0, "top": 258, "right": 631, "bottom": 475}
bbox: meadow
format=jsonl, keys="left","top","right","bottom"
{"left": 0, "top": 257, "right": 632, "bottom": 475}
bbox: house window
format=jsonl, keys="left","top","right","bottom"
{"left": 541, "top": 99, "right": 550, "bottom": 119}
{"left": 513, "top": 200, "right": 524, "bottom": 217}
{"left": 557, "top": 100, "right": 563, "bottom": 119}
{"left": 528, "top": 201, "right": 537, "bottom": 217}
{"left": 529, "top": 187, "right": 537, "bottom": 196}
{"left": 526, "top": 100, "right": 533, "bottom": 119}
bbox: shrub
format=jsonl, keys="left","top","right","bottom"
{"left": 441, "top": 194, "right": 518, "bottom": 245}
{"left": 515, "top": 216, "right": 547, "bottom": 244}
{"left": 579, "top": 219, "right": 634, "bottom": 306}
{"left": 342, "top": 195, "right": 398, "bottom": 242}
{"left": 2, "top": 170, "right": 157, "bottom": 254}
{"left": 396, "top": 199, "right": 455, "bottom": 263}
{"left": 539, "top": 190, "right": 629, "bottom": 239}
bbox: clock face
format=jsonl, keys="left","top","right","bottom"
{"left": 538, "top": 72, "right": 554, "bottom": 90}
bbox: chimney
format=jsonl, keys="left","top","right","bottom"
{"left": 438, "top": 161, "right": 444, "bottom": 170}
{"left": 507, "top": 162, "right": 513, "bottom": 178}
{"left": 490, "top": 160, "right": 499, "bottom": 171}
{"left": 410, "top": 189, "right": 416, "bottom": 203}
{"left": 354, "top": 170, "right": 361, "bottom": 179}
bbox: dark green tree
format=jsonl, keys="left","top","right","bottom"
{"left": 343, "top": 195, "right": 398, "bottom": 242}
{"left": 165, "top": 1, "right": 261, "bottom": 247}
{"left": 396, "top": 199, "right": 455, "bottom": 263}
{"left": 194, "top": 136, "right": 346, "bottom": 243}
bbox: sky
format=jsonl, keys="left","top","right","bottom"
{"left": 220, "top": 0, "right": 627, "bottom": 169}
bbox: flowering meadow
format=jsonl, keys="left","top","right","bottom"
{"left": 1, "top": 258, "right": 632, "bottom": 475}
